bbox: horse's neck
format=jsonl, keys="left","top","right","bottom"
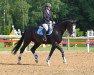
{"left": 54, "top": 24, "right": 66, "bottom": 36}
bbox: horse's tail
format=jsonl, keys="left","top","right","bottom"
{"left": 12, "top": 31, "right": 25, "bottom": 55}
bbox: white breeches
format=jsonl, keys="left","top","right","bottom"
{"left": 42, "top": 21, "right": 53, "bottom": 31}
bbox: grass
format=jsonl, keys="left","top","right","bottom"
{"left": 0, "top": 43, "right": 94, "bottom": 52}
{"left": 38, "top": 45, "right": 94, "bottom": 52}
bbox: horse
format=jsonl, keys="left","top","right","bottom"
{"left": 12, "top": 20, "right": 76, "bottom": 66}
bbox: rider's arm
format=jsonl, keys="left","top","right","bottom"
{"left": 43, "top": 10, "right": 50, "bottom": 22}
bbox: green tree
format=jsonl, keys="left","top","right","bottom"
{"left": 78, "top": 0, "right": 94, "bottom": 30}
{"left": 0, "top": 0, "right": 94, "bottom": 36}
{"left": 28, "top": 0, "right": 62, "bottom": 25}
{"left": 12, "top": 0, "right": 30, "bottom": 31}
{"left": 0, "top": 0, "right": 12, "bottom": 34}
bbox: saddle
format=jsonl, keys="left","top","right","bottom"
{"left": 37, "top": 26, "right": 53, "bottom": 35}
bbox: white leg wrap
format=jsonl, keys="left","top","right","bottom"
{"left": 63, "top": 57, "right": 67, "bottom": 63}
{"left": 46, "top": 56, "right": 50, "bottom": 66}
{"left": 34, "top": 53, "right": 37, "bottom": 56}
{"left": 18, "top": 53, "right": 22, "bottom": 64}
{"left": 46, "top": 56, "right": 50, "bottom": 61}
{"left": 34, "top": 53, "right": 38, "bottom": 63}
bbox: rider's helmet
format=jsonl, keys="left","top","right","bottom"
{"left": 45, "top": 3, "right": 52, "bottom": 8}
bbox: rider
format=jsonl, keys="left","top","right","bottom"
{"left": 42, "top": 3, "right": 53, "bottom": 41}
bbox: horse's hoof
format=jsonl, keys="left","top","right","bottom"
{"left": 63, "top": 61, "right": 67, "bottom": 64}
{"left": 35, "top": 59, "right": 38, "bottom": 63}
{"left": 17, "top": 62, "right": 21, "bottom": 65}
{"left": 63, "top": 60, "right": 67, "bottom": 64}
{"left": 63, "top": 57, "right": 67, "bottom": 64}
{"left": 46, "top": 60, "right": 50, "bottom": 66}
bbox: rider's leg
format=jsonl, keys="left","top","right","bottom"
{"left": 42, "top": 24, "right": 48, "bottom": 41}
{"left": 49, "top": 21, "right": 53, "bottom": 31}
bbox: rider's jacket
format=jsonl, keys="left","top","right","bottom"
{"left": 42, "top": 9, "right": 53, "bottom": 24}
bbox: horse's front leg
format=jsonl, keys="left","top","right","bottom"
{"left": 56, "top": 43, "right": 67, "bottom": 63}
{"left": 30, "top": 43, "right": 40, "bottom": 63}
{"left": 46, "top": 46, "right": 56, "bottom": 66}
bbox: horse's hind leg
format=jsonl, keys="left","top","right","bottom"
{"left": 30, "top": 43, "right": 40, "bottom": 63}
{"left": 18, "top": 40, "right": 31, "bottom": 64}
{"left": 18, "top": 45, "right": 26, "bottom": 64}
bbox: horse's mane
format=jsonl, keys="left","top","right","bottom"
{"left": 55, "top": 19, "right": 75, "bottom": 26}
{"left": 55, "top": 19, "right": 70, "bottom": 26}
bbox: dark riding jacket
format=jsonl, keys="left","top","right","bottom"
{"left": 42, "top": 9, "right": 53, "bottom": 24}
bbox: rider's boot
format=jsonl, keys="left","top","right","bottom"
{"left": 43, "top": 28, "right": 47, "bottom": 41}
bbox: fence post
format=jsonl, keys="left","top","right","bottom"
{"left": 87, "top": 38, "right": 90, "bottom": 53}
{"left": 87, "top": 31, "right": 90, "bottom": 53}
{"left": 67, "top": 36, "right": 70, "bottom": 50}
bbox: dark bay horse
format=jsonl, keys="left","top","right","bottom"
{"left": 12, "top": 20, "right": 76, "bottom": 65}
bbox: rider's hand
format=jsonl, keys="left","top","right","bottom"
{"left": 52, "top": 21, "right": 55, "bottom": 25}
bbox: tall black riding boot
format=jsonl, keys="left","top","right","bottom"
{"left": 42, "top": 28, "right": 47, "bottom": 41}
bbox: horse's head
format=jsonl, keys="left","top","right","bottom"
{"left": 54, "top": 20, "right": 77, "bottom": 36}
{"left": 66, "top": 20, "right": 76, "bottom": 36}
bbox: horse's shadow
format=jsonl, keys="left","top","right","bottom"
{"left": 0, "top": 62, "right": 30, "bottom": 65}
{"left": 0, "top": 62, "right": 47, "bottom": 66}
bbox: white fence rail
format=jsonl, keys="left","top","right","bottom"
{"left": 0, "top": 35, "right": 21, "bottom": 39}
{"left": 0, "top": 35, "right": 94, "bottom": 52}
{"left": 0, "top": 35, "right": 94, "bottom": 39}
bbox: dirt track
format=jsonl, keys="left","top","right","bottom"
{"left": 0, "top": 51, "right": 94, "bottom": 75}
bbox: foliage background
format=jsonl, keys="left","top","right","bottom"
{"left": 0, "top": 0, "right": 94, "bottom": 35}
